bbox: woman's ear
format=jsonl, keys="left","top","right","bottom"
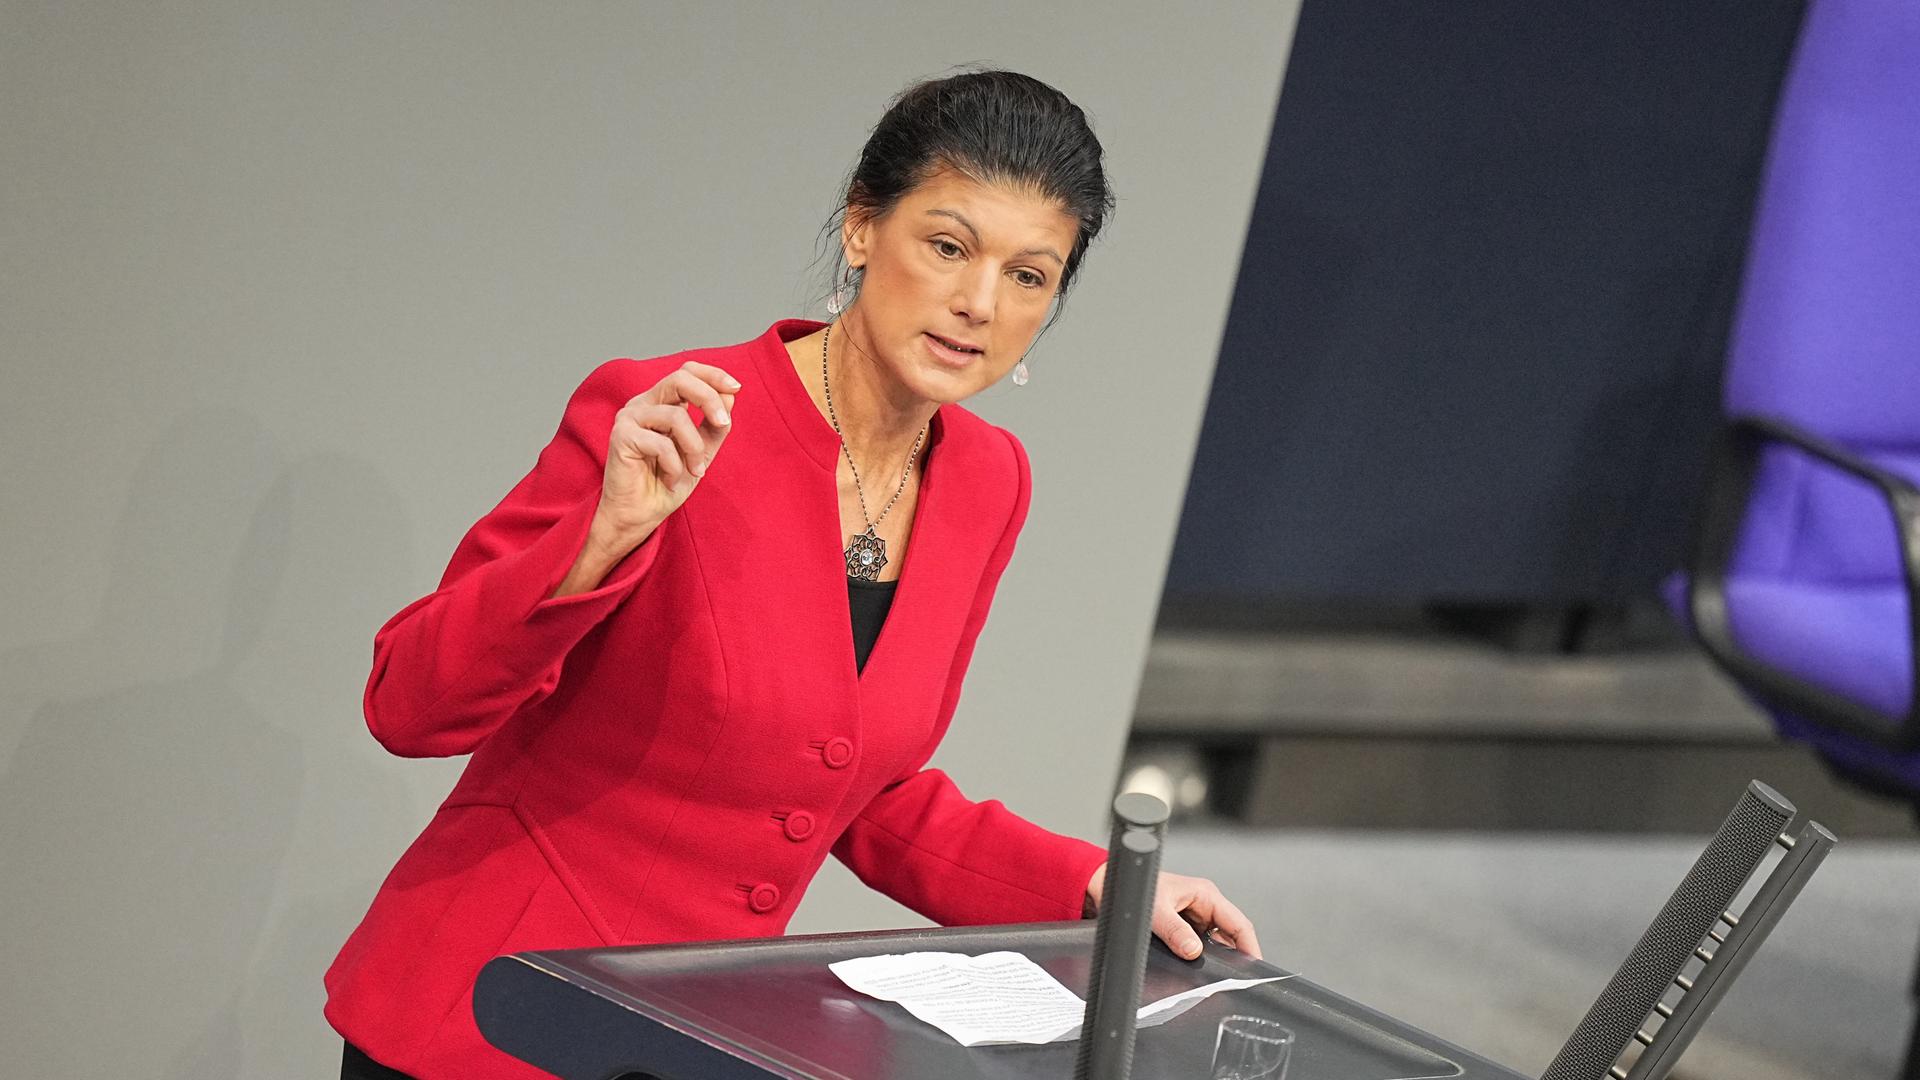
{"left": 841, "top": 209, "right": 871, "bottom": 270}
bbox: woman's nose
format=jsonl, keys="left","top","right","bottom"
{"left": 950, "top": 267, "right": 996, "bottom": 323}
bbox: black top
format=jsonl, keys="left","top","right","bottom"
{"left": 846, "top": 575, "right": 899, "bottom": 674}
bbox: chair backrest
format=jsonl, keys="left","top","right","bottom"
{"left": 1692, "top": 0, "right": 1920, "bottom": 745}
{"left": 1540, "top": 781, "right": 1834, "bottom": 1080}
{"left": 1724, "top": 0, "right": 1920, "bottom": 442}
{"left": 1726, "top": 0, "right": 1920, "bottom": 587}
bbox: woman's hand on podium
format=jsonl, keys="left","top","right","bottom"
{"left": 1085, "top": 864, "right": 1263, "bottom": 962}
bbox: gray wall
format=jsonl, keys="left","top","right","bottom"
{"left": 0, "top": 3, "right": 1299, "bottom": 1076}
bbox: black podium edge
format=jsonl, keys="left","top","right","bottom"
{"left": 475, "top": 952, "right": 817, "bottom": 1080}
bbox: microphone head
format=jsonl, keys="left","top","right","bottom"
{"left": 1112, "top": 792, "right": 1170, "bottom": 829}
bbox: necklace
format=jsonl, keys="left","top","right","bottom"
{"left": 822, "top": 322, "right": 926, "bottom": 582}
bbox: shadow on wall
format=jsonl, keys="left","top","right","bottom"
{"left": 0, "top": 408, "right": 417, "bottom": 1078}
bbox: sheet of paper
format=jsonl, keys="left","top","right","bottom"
{"left": 828, "top": 951, "right": 1088, "bottom": 1046}
{"left": 1133, "top": 974, "right": 1293, "bottom": 1029}
{"left": 828, "top": 950, "right": 1292, "bottom": 1047}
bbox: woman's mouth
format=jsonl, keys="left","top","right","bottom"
{"left": 923, "top": 332, "right": 985, "bottom": 367}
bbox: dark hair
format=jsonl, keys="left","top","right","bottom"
{"left": 819, "top": 68, "right": 1114, "bottom": 325}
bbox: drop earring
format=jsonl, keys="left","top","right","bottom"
{"left": 827, "top": 264, "right": 859, "bottom": 316}
{"left": 1011, "top": 359, "right": 1030, "bottom": 386}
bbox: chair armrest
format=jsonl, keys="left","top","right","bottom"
{"left": 1686, "top": 414, "right": 1920, "bottom": 749}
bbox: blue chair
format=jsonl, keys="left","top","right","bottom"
{"left": 1673, "top": 0, "right": 1919, "bottom": 795}
{"left": 1666, "top": 0, "right": 1920, "bottom": 1072}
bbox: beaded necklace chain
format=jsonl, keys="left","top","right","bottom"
{"left": 821, "top": 322, "right": 926, "bottom": 582}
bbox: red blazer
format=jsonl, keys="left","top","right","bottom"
{"left": 323, "top": 318, "right": 1107, "bottom": 1078}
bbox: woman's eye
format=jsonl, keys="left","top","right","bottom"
{"left": 934, "top": 239, "right": 963, "bottom": 258}
{"left": 1014, "top": 270, "right": 1045, "bottom": 288}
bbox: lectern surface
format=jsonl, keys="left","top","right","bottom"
{"left": 474, "top": 922, "right": 1529, "bottom": 1080}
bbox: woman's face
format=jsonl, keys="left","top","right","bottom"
{"left": 842, "top": 165, "right": 1079, "bottom": 404}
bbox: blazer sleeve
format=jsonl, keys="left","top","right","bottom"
{"left": 830, "top": 427, "right": 1108, "bottom": 925}
{"left": 362, "top": 357, "right": 669, "bottom": 758}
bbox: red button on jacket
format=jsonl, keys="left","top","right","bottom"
{"left": 782, "top": 811, "right": 816, "bottom": 842}
{"left": 322, "top": 318, "right": 1107, "bottom": 1079}
{"left": 822, "top": 736, "right": 855, "bottom": 769}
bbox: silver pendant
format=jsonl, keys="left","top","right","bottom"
{"left": 845, "top": 527, "right": 888, "bottom": 581}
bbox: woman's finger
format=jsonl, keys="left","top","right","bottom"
{"left": 1152, "top": 881, "right": 1207, "bottom": 960}
{"left": 698, "top": 390, "right": 736, "bottom": 451}
{"left": 673, "top": 360, "right": 743, "bottom": 398}
{"left": 650, "top": 365, "right": 738, "bottom": 425}
{"left": 634, "top": 377, "right": 734, "bottom": 451}
{"left": 1204, "top": 894, "right": 1262, "bottom": 961}
{"left": 631, "top": 402, "right": 710, "bottom": 478}
{"left": 612, "top": 422, "right": 684, "bottom": 490}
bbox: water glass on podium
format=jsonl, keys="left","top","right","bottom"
{"left": 1211, "top": 1015, "right": 1294, "bottom": 1079}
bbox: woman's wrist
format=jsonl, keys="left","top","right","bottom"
{"left": 586, "top": 503, "right": 659, "bottom": 561}
{"left": 1083, "top": 862, "right": 1106, "bottom": 918}
{"left": 550, "top": 507, "right": 659, "bottom": 599}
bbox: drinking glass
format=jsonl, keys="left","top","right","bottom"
{"left": 1210, "top": 1014, "right": 1294, "bottom": 1080}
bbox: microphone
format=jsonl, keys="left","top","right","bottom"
{"left": 1074, "top": 791, "right": 1170, "bottom": 1080}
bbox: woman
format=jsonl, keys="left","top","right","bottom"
{"left": 327, "top": 69, "right": 1262, "bottom": 1080}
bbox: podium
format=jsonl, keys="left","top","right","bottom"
{"left": 473, "top": 921, "right": 1528, "bottom": 1080}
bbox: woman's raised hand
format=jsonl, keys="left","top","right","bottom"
{"left": 595, "top": 360, "right": 740, "bottom": 541}
{"left": 554, "top": 361, "right": 739, "bottom": 598}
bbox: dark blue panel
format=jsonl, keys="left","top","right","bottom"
{"left": 1168, "top": 0, "right": 1804, "bottom": 604}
